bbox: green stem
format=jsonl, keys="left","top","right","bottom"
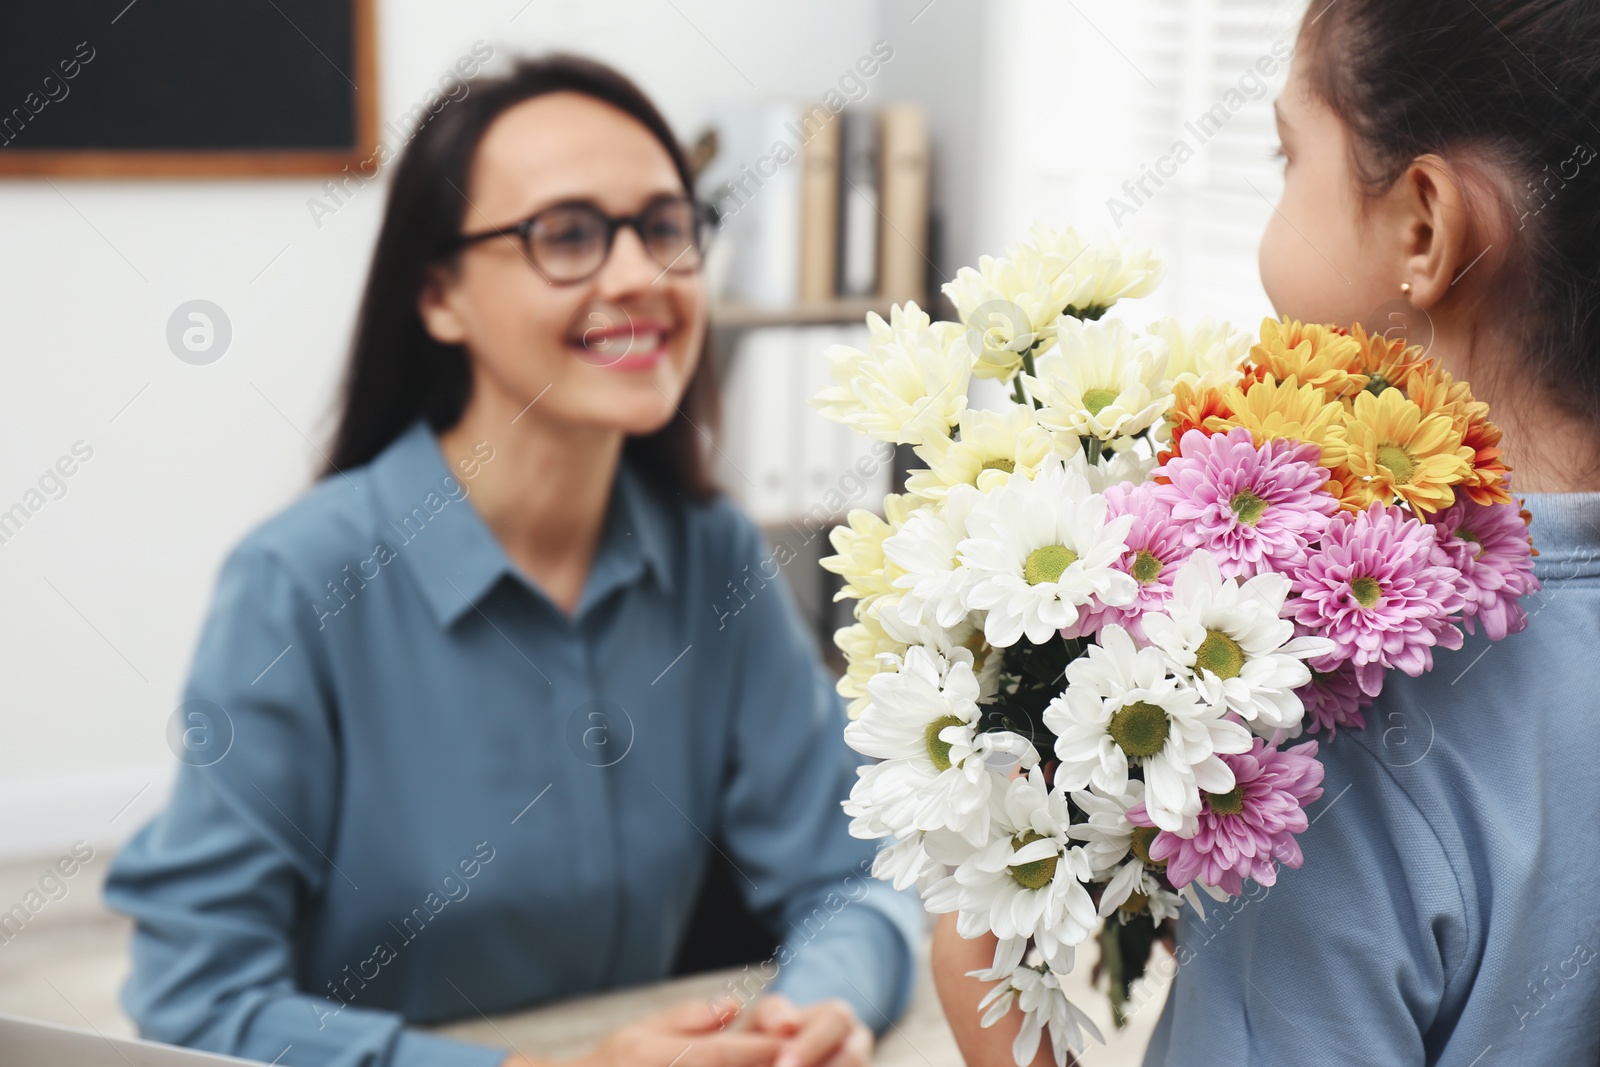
{"left": 1084, "top": 436, "right": 1103, "bottom": 464}
{"left": 1012, "top": 375, "right": 1027, "bottom": 406}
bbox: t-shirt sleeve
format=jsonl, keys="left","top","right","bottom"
{"left": 1143, "top": 736, "right": 1468, "bottom": 1067}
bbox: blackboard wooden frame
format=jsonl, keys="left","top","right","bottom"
{"left": 0, "top": 0, "right": 377, "bottom": 178}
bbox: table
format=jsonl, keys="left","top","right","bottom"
{"left": 431, "top": 953, "right": 966, "bottom": 1067}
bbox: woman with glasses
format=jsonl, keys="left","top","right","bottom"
{"left": 105, "top": 55, "right": 919, "bottom": 1067}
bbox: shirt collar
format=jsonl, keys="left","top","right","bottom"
{"left": 367, "top": 420, "right": 676, "bottom": 629}
{"left": 1522, "top": 491, "right": 1600, "bottom": 582}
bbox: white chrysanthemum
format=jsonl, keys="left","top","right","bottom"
{"left": 819, "top": 493, "right": 920, "bottom": 604}
{"left": 958, "top": 460, "right": 1137, "bottom": 647}
{"left": 1024, "top": 222, "right": 1165, "bottom": 314}
{"left": 1140, "top": 551, "right": 1335, "bottom": 736}
{"left": 811, "top": 302, "right": 972, "bottom": 446}
{"left": 1069, "top": 785, "right": 1182, "bottom": 921}
{"left": 833, "top": 609, "right": 906, "bottom": 719}
{"left": 1055, "top": 444, "right": 1160, "bottom": 494}
{"left": 974, "top": 962, "right": 1105, "bottom": 1067}
{"left": 1147, "top": 316, "right": 1251, "bottom": 392}
{"left": 1026, "top": 317, "right": 1172, "bottom": 441}
{"left": 843, "top": 645, "right": 1037, "bottom": 845}
{"left": 906, "top": 405, "right": 1056, "bottom": 502}
{"left": 1044, "top": 625, "right": 1251, "bottom": 832}
{"left": 924, "top": 768, "right": 1098, "bottom": 971}
{"left": 868, "top": 827, "right": 974, "bottom": 895}
{"left": 881, "top": 484, "right": 983, "bottom": 637}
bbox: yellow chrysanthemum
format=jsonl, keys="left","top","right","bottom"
{"left": 820, "top": 494, "right": 919, "bottom": 603}
{"left": 1341, "top": 388, "right": 1474, "bottom": 514}
{"left": 1206, "top": 374, "right": 1350, "bottom": 468}
{"left": 1248, "top": 317, "right": 1368, "bottom": 399}
{"left": 1405, "top": 362, "right": 1512, "bottom": 506}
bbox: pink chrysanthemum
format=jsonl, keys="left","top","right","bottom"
{"left": 1287, "top": 502, "right": 1466, "bottom": 696}
{"left": 1060, "top": 482, "right": 1192, "bottom": 641}
{"left": 1129, "top": 738, "right": 1324, "bottom": 896}
{"left": 1430, "top": 494, "right": 1541, "bottom": 641}
{"left": 1153, "top": 427, "right": 1338, "bottom": 579}
{"left": 1295, "top": 660, "right": 1373, "bottom": 738}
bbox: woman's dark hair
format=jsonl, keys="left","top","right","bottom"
{"left": 322, "top": 53, "right": 721, "bottom": 502}
{"left": 1299, "top": 0, "right": 1600, "bottom": 428}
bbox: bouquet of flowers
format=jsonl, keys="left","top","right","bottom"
{"left": 811, "top": 222, "right": 1539, "bottom": 1065}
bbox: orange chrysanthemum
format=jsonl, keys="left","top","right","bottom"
{"left": 1347, "top": 323, "right": 1432, "bottom": 399}
{"left": 1406, "top": 362, "right": 1513, "bottom": 506}
{"left": 1155, "top": 380, "right": 1233, "bottom": 467}
{"left": 1341, "top": 387, "right": 1474, "bottom": 514}
{"left": 1246, "top": 317, "right": 1368, "bottom": 399}
{"left": 1206, "top": 374, "right": 1350, "bottom": 469}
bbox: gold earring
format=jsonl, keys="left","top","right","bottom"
{"left": 1400, "top": 282, "right": 1412, "bottom": 296}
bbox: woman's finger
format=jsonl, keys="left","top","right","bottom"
{"left": 774, "top": 1002, "right": 854, "bottom": 1067}
{"left": 749, "top": 993, "right": 802, "bottom": 1036}
{"left": 654, "top": 995, "right": 744, "bottom": 1034}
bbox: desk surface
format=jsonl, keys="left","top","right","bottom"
{"left": 432, "top": 956, "right": 965, "bottom": 1067}
{"left": 431, "top": 949, "right": 1161, "bottom": 1066}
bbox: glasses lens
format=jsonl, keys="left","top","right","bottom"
{"left": 641, "top": 199, "right": 702, "bottom": 272}
{"left": 528, "top": 205, "right": 608, "bottom": 281}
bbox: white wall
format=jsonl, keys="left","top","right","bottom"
{"left": 0, "top": 0, "right": 885, "bottom": 859}
{"left": 0, "top": 0, "right": 1303, "bottom": 860}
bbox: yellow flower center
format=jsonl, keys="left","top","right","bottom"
{"left": 1230, "top": 488, "right": 1269, "bottom": 525}
{"left": 1195, "top": 628, "right": 1246, "bottom": 679}
{"left": 981, "top": 457, "right": 1016, "bottom": 474}
{"left": 1129, "top": 825, "right": 1166, "bottom": 869}
{"left": 1024, "top": 544, "right": 1078, "bottom": 585}
{"left": 1351, "top": 576, "right": 1382, "bottom": 608}
{"left": 1108, "top": 700, "right": 1170, "bottom": 758}
{"left": 1118, "top": 891, "right": 1150, "bottom": 915}
{"left": 924, "top": 714, "right": 965, "bottom": 771}
{"left": 1205, "top": 784, "right": 1245, "bottom": 815}
{"left": 1130, "top": 549, "right": 1163, "bottom": 585}
{"left": 1376, "top": 442, "right": 1418, "bottom": 484}
{"left": 1083, "top": 388, "right": 1119, "bottom": 417}
{"left": 1457, "top": 527, "right": 1485, "bottom": 560}
{"left": 1008, "top": 831, "right": 1058, "bottom": 890}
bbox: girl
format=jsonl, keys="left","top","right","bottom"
{"left": 934, "top": 1, "right": 1600, "bottom": 1063}
{"left": 105, "top": 55, "right": 918, "bottom": 1067}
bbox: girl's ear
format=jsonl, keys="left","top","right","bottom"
{"left": 419, "top": 265, "right": 470, "bottom": 345}
{"left": 1396, "top": 154, "right": 1497, "bottom": 309}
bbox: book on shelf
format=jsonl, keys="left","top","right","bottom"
{"left": 836, "top": 109, "right": 880, "bottom": 299}
{"left": 698, "top": 100, "right": 929, "bottom": 315}
{"left": 716, "top": 323, "right": 891, "bottom": 527}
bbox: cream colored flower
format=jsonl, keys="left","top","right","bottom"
{"left": 834, "top": 609, "right": 907, "bottom": 719}
{"left": 811, "top": 302, "right": 972, "bottom": 446}
{"left": 820, "top": 494, "right": 920, "bottom": 605}
{"left": 1026, "top": 317, "right": 1171, "bottom": 441}
{"left": 942, "top": 255, "right": 1077, "bottom": 381}
{"left": 1147, "top": 316, "right": 1250, "bottom": 392}
{"left": 1022, "top": 222, "right": 1165, "bottom": 315}
{"left": 905, "top": 406, "right": 1055, "bottom": 502}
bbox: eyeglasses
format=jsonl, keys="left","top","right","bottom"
{"left": 446, "top": 195, "right": 718, "bottom": 284}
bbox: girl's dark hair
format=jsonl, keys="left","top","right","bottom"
{"left": 1300, "top": 0, "right": 1600, "bottom": 426}
{"left": 322, "top": 53, "right": 721, "bottom": 502}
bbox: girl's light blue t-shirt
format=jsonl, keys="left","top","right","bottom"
{"left": 1144, "top": 491, "right": 1600, "bottom": 1065}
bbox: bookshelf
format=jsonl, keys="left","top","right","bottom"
{"left": 709, "top": 297, "right": 894, "bottom": 332}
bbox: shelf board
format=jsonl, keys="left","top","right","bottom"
{"left": 710, "top": 297, "right": 905, "bottom": 330}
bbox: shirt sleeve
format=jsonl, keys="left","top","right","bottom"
{"left": 1143, "top": 735, "right": 1467, "bottom": 1067}
{"left": 710, "top": 510, "right": 924, "bottom": 1033}
{"left": 103, "top": 544, "right": 505, "bottom": 1067}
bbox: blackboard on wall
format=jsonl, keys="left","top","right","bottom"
{"left": 0, "top": 0, "right": 377, "bottom": 177}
